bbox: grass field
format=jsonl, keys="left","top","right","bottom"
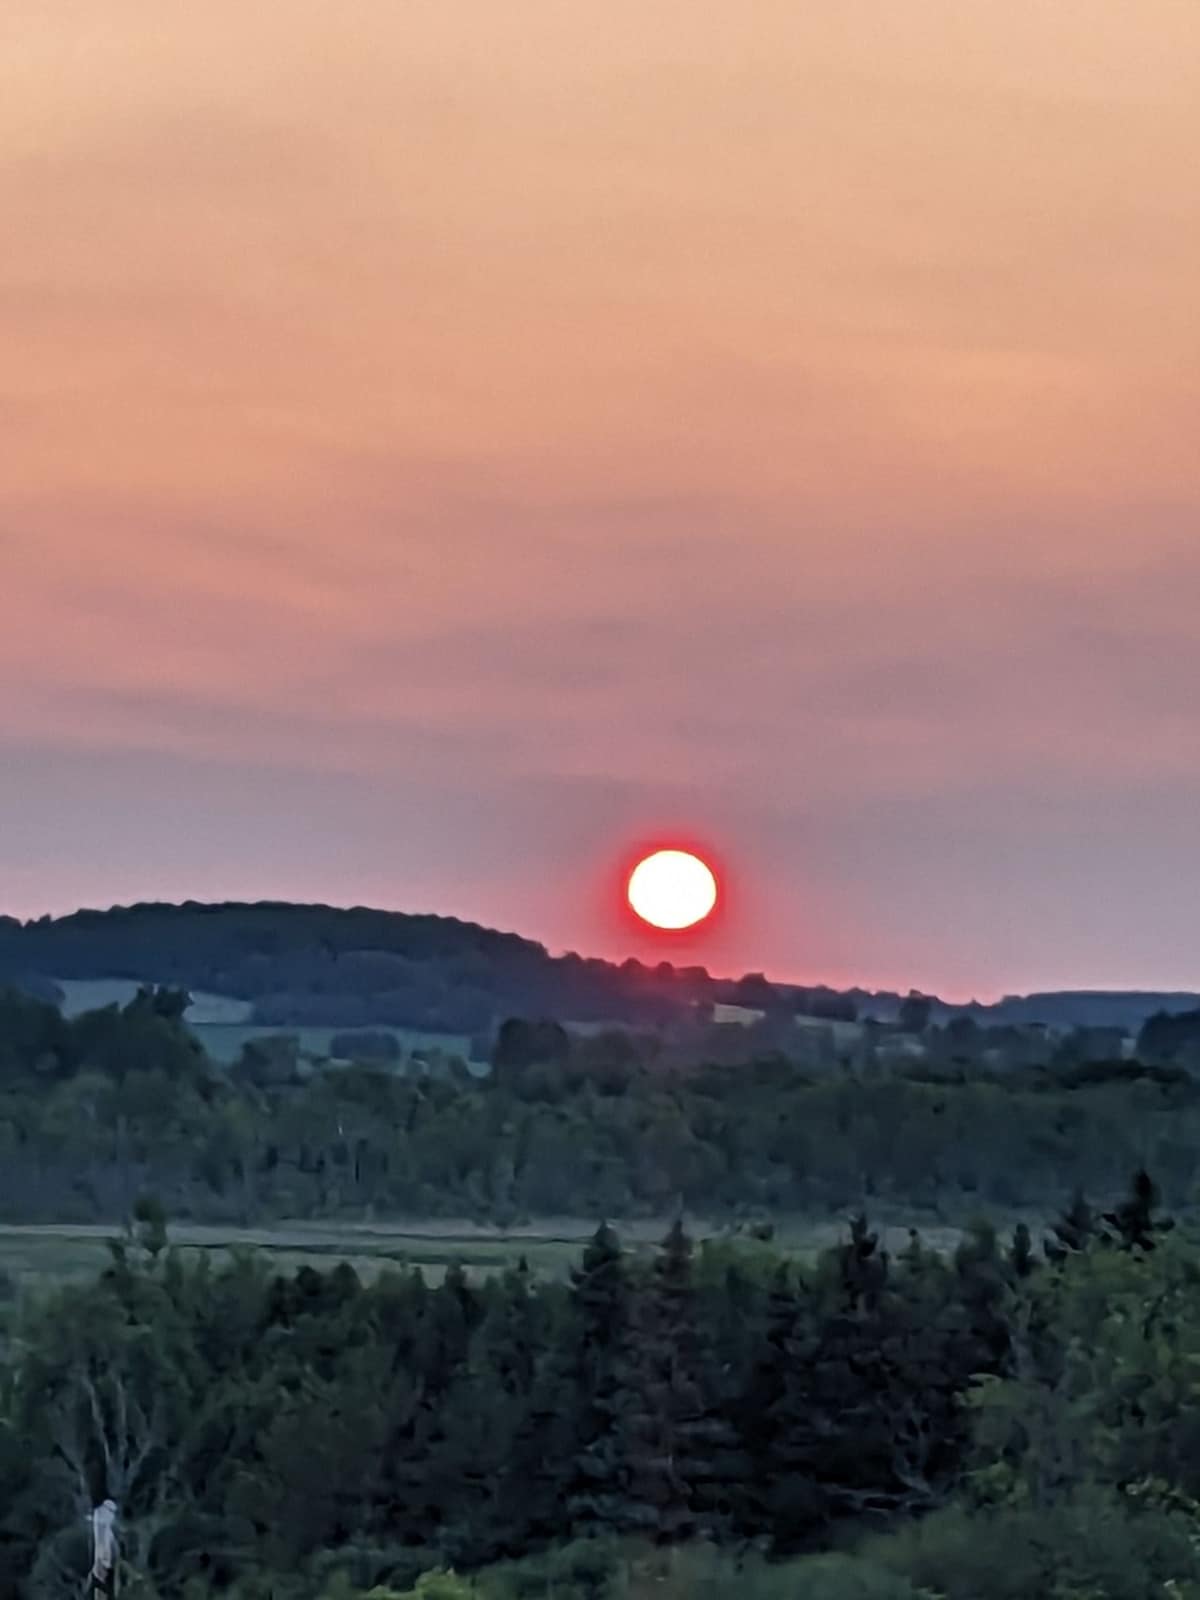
{"left": 0, "top": 1221, "right": 577, "bottom": 1293}
{"left": 0, "top": 1214, "right": 985, "bottom": 1299}
{"left": 51, "top": 978, "right": 481, "bottom": 1068}
{"left": 55, "top": 979, "right": 255, "bottom": 1024}
{"left": 188, "top": 1022, "right": 480, "bottom": 1067}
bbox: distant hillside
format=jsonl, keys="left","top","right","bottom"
{"left": 969, "top": 991, "right": 1200, "bottom": 1030}
{"left": 0, "top": 901, "right": 712, "bottom": 1035}
{"left": 815, "top": 987, "right": 1200, "bottom": 1032}
{"left": 1, "top": 901, "right": 1194, "bottom": 1038}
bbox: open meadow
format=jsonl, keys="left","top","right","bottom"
{"left": 0, "top": 1213, "right": 982, "bottom": 1296}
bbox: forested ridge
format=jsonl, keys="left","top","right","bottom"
{"left": 0, "top": 903, "right": 733, "bottom": 1033}
{"left": 7, "top": 902, "right": 1198, "bottom": 1037}
{"left": 4, "top": 985, "right": 1200, "bottom": 1224}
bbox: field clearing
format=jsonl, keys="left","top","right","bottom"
{"left": 50, "top": 980, "right": 481, "bottom": 1065}
{"left": 794, "top": 1014, "right": 864, "bottom": 1045}
{"left": 0, "top": 1221, "right": 578, "bottom": 1292}
{"left": 188, "top": 1021, "right": 479, "bottom": 1066}
{"left": 55, "top": 979, "right": 255, "bottom": 1024}
{"left": 0, "top": 1213, "right": 998, "bottom": 1297}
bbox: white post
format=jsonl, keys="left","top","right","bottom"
{"left": 90, "top": 1500, "right": 119, "bottom": 1598}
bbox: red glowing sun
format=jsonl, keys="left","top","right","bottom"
{"left": 627, "top": 849, "right": 719, "bottom": 931}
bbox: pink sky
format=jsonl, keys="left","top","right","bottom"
{"left": 3, "top": 2, "right": 1199, "bottom": 998}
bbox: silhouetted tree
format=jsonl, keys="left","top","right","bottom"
{"left": 898, "top": 992, "right": 933, "bottom": 1034}
{"left": 1103, "top": 1168, "right": 1175, "bottom": 1252}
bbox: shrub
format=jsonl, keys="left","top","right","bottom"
{"left": 863, "top": 1492, "right": 1200, "bottom": 1600}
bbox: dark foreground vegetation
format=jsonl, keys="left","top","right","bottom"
{"left": 2, "top": 1188, "right": 1199, "bottom": 1600}
{"left": 7, "top": 961, "right": 1200, "bottom": 1596}
{"left": 3, "top": 984, "right": 1200, "bottom": 1225}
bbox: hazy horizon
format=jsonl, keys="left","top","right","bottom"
{"left": 5, "top": 3, "right": 1199, "bottom": 1000}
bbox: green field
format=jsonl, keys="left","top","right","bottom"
{"left": 55, "top": 979, "right": 255, "bottom": 1024}
{"left": 0, "top": 1221, "right": 577, "bottom": 1292}
{"left": 0, "top": 1215, "right": 981, "bottom": 1298}
{"left": 51, "top": 978, "right": 482, "bottom": 1067}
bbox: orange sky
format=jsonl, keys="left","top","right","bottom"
{"left": 3, "top": 2, "right": 1200, "bottom": 996}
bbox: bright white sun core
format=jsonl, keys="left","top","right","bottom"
{"left": 627, "top": 849, "right": 718, "bottom": 931}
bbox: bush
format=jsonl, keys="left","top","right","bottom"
{"left": 481, "top": 1538, "right": 620, "bottom": 1599}
{"left": 863, "top": 1492, "right": 1200, "bottom": 1600}
{"left": 604, "top": 1547, "right": 925, "bottom": 1600}
{"left": 389, "top": 1574, "right": 474, "bottom": 1600}
{"left": 330, "top": 1030, "right": 402, "bottom": 1063}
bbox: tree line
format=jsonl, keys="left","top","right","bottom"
{"left": 4, "top": 986, "right": 1200, "bottom": 1226}
{"left": 0, "top": 904, "right": 735, "bottom": 1034}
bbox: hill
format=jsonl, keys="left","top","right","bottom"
{"left": 969, "top": 989, "right": 1200, "bottom": 1029}
{"left": 0, "top": 901, "right": 712, "bottom": 1036}
{"left": 1, "top": 901, "right": 1196, "bottom": 1037}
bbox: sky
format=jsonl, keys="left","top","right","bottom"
{"left": 3, "top": 1, "right": 1199, "bottom": 999}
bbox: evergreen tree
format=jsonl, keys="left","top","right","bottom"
{"left": 615, "top": 1221, "right": 742, "bottom": 1545}
{"left": 1009, "top": 1221, "right": 1037, "bottom": 1279}
{"left": 731, "top": 1255, "right": 831, "bottom": 1549}
{"left": 564, "top": 1224, "right": 632, "bottom": 1538}
{"left": 953, "top": 1219, "right": 1013, "bottom": 1374}
{"left": 1103, "top": 1167, "right": 1175, "bottom": 1252}
{"left": 493, "top": 1328, "right": 580, "bottom": 1551}
{"left": 375, "top": 1268, "right": 480, "bottom": 1549}
{"left": 474, "top": 1264, "right": 565, "bottom": 1556}
{"left": 757, "top": 1213, "right": 975, "bottom": 1548}
{"left": 655, "top": 1223, "right": 743, "bottom": 1541}
{"left": 801, "top": 1218, "right": 904, "bottom": 1532}
{"left": 477, "top": 1261, "right": 542, "bottom": 1397}
{"left": 886, "top": 1228, "right": 972, "bottom": 1503}
{"left": 837, "top": 1213, "right": 889, "bottom": 1311}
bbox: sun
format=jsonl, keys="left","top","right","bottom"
{"left": 627, "top": 849, "right": 718, "bottom": 931}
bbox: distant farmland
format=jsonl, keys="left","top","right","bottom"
{"left": 190, "top": 1021, "right": 481, "bottom": 1067}
{"left": 56, "top": 977, "right": 253, "bottom": 1023}
{"left": 0, "top": 1215, "right": 978, "bottom": 1295}
{"left": 52, "top": 978, "right": 482, "bottom": 1068}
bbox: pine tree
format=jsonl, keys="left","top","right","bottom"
{"left": 1103, "top": 1167, "right": 1175, "bottom": 1252}
{"left": 837, "top": 1212, "right": 889, "bottom": 1311}
{"left": 656, "top": 1222, "right": 743, "bottom": 1542}
{"left": 609, "top": 1269, "right": 672, "bottom": 1541}
{"left": 499, "top": 1337, "right": 585, "bottom": 1548}
{"left": 953, "top": 1219, "right": 1012, "bottom": 1373}
{"left": 424, "top": 1369, "right": 520, "bottom": 1569}
{"left": 477, "top": 1261, "right": 542, "bottom": 1397}
{"left": 760, "top": 1284, "right": 827, "bottom": 1549}
{"left": 616, "top": 1220, "right": 743, "bottom": 1545}
{"left": 564, "top": 1224, "right": 632, "bottom": 1538}
{"left": 759, "top": 1213, "right": 963, "bottom": 1548}
{"left": 488, "top": 1269, "right": 583, "bottom": 1552}
{"left": 376, "top": 1267, "right": 479, "bottom": 1548}
{"left": 735, "top": 1260, "right": 823, "bottom": 1548}
{"left": 1009, "top": 1222, "right": 1037, "bottom": 1279}
{"left": 801, "top": 1220, "right": 902, "bottom": 1532}
{"left": 887, "top": 1228, "right": 970, "bottom": 1501}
